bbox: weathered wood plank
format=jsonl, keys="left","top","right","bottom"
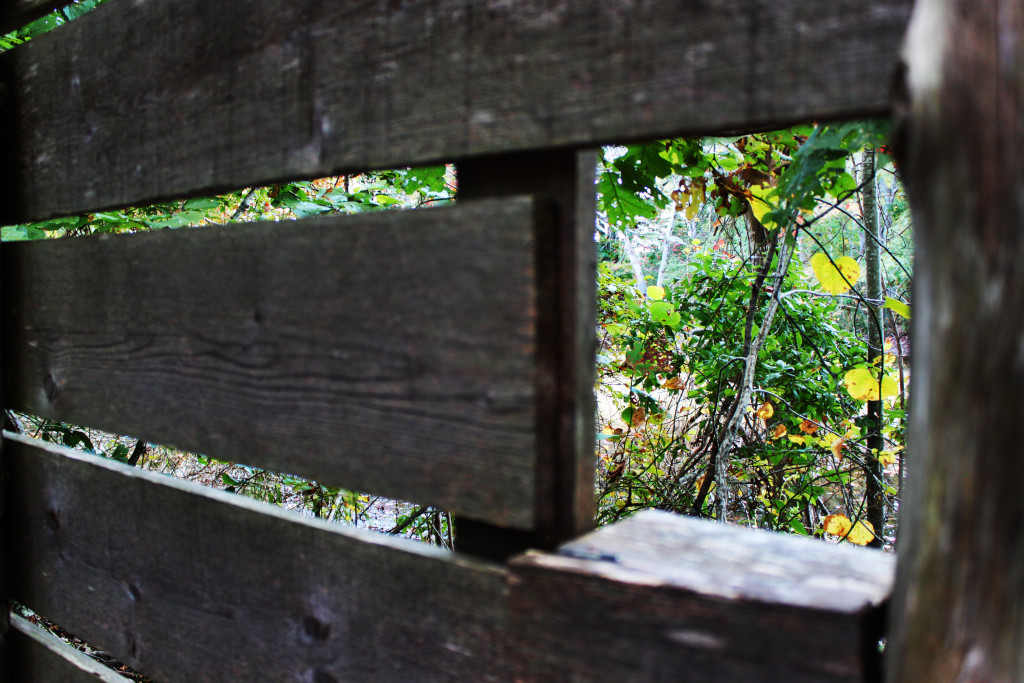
{"left": 455, "top": 150, "right": 597, "bottom": 553}
{"left": 8, "top": 614, "right": 129, "bottom": 682}
{"left": 2, "top": 198, "right": 548, "bottom": 530}
{"left": 4, "top": 433, "right": 511, "bottom": 682}
{"left": 0, "top": 246, "right": 5, "bottom": 681}
{"left": 888, "top": 0, "right": 1024, "bottom": 679}
{"left": 509, "top": 510, "right": 894, "bottom": 682}
{"left": 0, "top": 235, "right": 6, "bottom": 682}
{"left": 0, "top": 0, "right": 52, "bottom": 34}
{"left": 0, "top": 0, "right": 912, "bottom": 223}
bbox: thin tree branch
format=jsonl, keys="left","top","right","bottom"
{"left": 388, "top": 506, "right": 428, "bottom": 535}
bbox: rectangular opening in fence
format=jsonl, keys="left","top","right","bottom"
{"left": 591, "top": 128, "right": 908, "bottom": 545}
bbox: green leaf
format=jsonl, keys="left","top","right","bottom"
{"left": 789, "top": 518, "right": 809, "bottom": 536}
{"left": 648, "top": 301, "right": 675, "bottom": 323}
{"left": 883, "top": 296, "right": 911, "bottom": 319}
{"left": 827, "top": 171, "right": 857, "bottom": 199}
{"left": 184, "top": 197, "right": 221, "bottom": 210}
{"left": 92, "top": 211, "right": 128, "bottom": 222}
{"left": 1, "top": 225, "right": 46, "bottom": 241}
{"left": 145, "top": 211, "right": 206, "bottom": 229}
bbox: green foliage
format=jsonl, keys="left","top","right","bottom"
{"left": 1, "top": 165, "right": 453, "bottom": 242}
{"left": 595, "top": 121, "right": 908, "bottom": 544}
{"left": 596, "top": 243, "right": 887, "bottom": 534}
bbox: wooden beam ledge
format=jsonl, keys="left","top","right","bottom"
{"left": 509, "top": 510, "right": 895, "bottom": 683}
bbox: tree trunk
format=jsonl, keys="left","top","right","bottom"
{"left": 861, "top": 150, "right": 885, "bottom": 548}
{"left": 714, "top": 232, "right": 794, "bottom": 522}
{"left": 888, "top": 0, "right": 1024, "bottom": 679}
{"left": 615, "top": 228, "right": 649, "bottom": 294}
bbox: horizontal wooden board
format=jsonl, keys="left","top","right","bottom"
{"left": 0, "top": 0, "right": 912, "bottom": 222}
{"left": 4, "top": 434, "right": 512, "bottom": 682}
{"left": 2, "top": 198, "right": 546, "bottom": 529}
{"left": 8, "top": 613, "right": 129, "bottom": 682}
{"left": 509, "top": 510, "right": 895, "bottom": 682}
{"left": 0, "top": 0, "right": 52, "bottom": 34}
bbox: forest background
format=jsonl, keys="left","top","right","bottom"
{"left": 1, "top": 0, "right": 912, "bottom": 553}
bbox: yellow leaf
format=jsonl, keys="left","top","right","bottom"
{"left": 755, "top": 401, "right": 774, "bottom": 420}
{"left": 824, "top": 514, "right": 875, "bottom": 544}
{"left": 770, "top": 424, "right": 787, "bottom": 440}
{"left": 685, "top": 200, "right": 700, "bottom": 221}
{"left": 823, "top": 513, "right": 852, "bottom": 537}
{"left": 847, "top": 520, "right": 875, "bottom": 545}
{"left": 748, "top": 184, "right": 777, "bottom": 229}
{"left": 672, "top": 184, "right": 706, "bottom": 219}
{"left": 873, "top": 353, "right": 899, "bottom": 366}
{"left": 810, "top": 253, "right": 861, "bottom": 295}
{"left": 878, "top": 451, "right": 897, "bottom": 467}
{"left": 647, "top": 285, "right": 665, "bottom": 301}
{"left": 844, "top": 368, "right": 899, "bottom": 401}
{"left": 788, "top": 435, "right": 805, "bottom": 444}
{"left": 662, "top": 376, "right": 685, "bottom": 391}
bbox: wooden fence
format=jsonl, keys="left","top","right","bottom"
{"left": 1, "top": 0, "right": 1016, "bottom": 680}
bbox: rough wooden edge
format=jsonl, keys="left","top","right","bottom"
{"left": 4, "top": 432, "right": 511, "bottom": 682}
{"left": 509, "top": 511, "right": 894, "bottom": 682}
{"left": 520, "top": 510, "right": 895, "bottom": 613}
{"left": 8, "top": 614, "right": 129, "bottom": 682}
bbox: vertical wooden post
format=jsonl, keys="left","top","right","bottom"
{"left": 454, "top": 150, "right": 597, "bottom": 557}
{"left": 889, "top": 0, "right": 1024, "bottom": 678}
{"left": 1, "top": 248, "right": 7, "bottom": 683}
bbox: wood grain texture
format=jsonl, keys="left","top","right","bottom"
{"left": 0, "top": 240, "right": 5, "bottom": 682}
{"left": 0, "top": 0, "right": 51, "bottom": 34}
{"left": 2, "top": 198, "right": 548, "bottom": 530}
{"left": 0, "top": 0, "right": 912, "bottom": 223}
{"left": 888, "top": 0, "right": 1024, "bottom": 680}
{"left": 510, "top": 510, "right": 894, "bottom": 682}
{"left": 4, "top": 433, "right": 512, "bottom": 683}
{"left": 8, "top": 614, "right": 129, "bottom": 682}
